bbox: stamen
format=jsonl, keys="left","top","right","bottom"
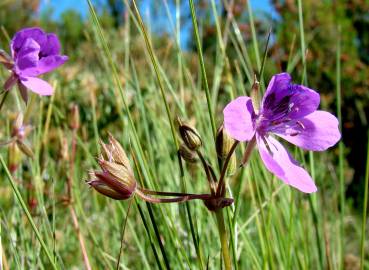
{"left": 296, "top": 121, "right": 305, "bottom": 130}
{"left": 289, "top": 131, "right": 300, "bottom": 136}
{"left": 288, "top": 102, "right": 294, "bottom": 112}
{"left": 262, "top": 136, "right": 273, "bottom": 156}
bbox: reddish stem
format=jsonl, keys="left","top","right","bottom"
{"left": 136, "top": 189, "right": 212, "bottom": 204}
{"left": 216, "top": 141, "right": 239, "bottom": 196}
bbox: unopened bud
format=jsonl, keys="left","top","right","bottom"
{"left": 69, "top": 104, "right": 80, "bottom": 130}
{"left": 250, "top": 74, "right": 260, "bottom": 113}
{"left": 88, "top": 134, "right": 137, "bottom": 200}
{"left": 226, "top": 155, "right": 237, "bottom": 176}
{"left": 88, "top": 172, "right": 135, "bottom": 200}
{"left": 11, "top": 112, "right": 32, "bottom": 140}
{"left": 216, "top": 125, "right": 235, "bottom": 159}
{"left": 59, "top": 136, "right": 69, "bottom": 161}
{"left": 8, "top": 142, "right": 21, "bottom": 174}
{"left": 177, "top": 117, "right": 202, "bottom": 150}
{"left": 98, "top": 159, "right": 135, "bottom": 189}
{"left": 12, "top": 113, "right": 23, "bottom": 135}
{"left": 16, "top": 140, "right": 34, "bottom": 158}
{"left": 179, "top": 144, "right": 198, "bottom": 163}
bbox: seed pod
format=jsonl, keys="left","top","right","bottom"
{"left": 177, "top": 117, "right": 202, "bottom": 150}
{"left": 178, "top": 144, "right": 198, "bottom": 163}
{"left": 216, "top": 125, "right": 235, "bottom": 159}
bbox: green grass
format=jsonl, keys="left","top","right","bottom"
{"left": 0, "top": 1, "right": 368, "bottom": 269}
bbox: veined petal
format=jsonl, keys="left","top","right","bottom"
{"left": 287, "top": 85, "right": 320, "bottom": 119}
{"left": 261, "top": 73, "right": 320, "bottom": 121}
{"left": 20, "top": 77, "right": 53, "bottom": 96}
{"left": 275, "top": 111, "right": 341, "bottom": 151}
{"left": 262, "top": 73, "right": 292, "bottom": 106}
{"left": 15, "top": 38, "right": 40, "bottom": 72}
{"left": 223, "top": 96, "right": 255, "bottom": 142}
{"left": 257, "top": 135, "right": 317, "bottom": 193}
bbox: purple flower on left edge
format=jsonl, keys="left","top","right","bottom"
{"left": 223, "top": 73, "right": 341, "bottom": 193}
{"left": 0, "top": 27, "right": 68, "bottom": 103}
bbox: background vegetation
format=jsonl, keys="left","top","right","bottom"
{"left": 0, "top": 0, "right": 368, "bottom": 269}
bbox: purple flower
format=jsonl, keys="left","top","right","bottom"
{"left": 223, "top": 73, "right": 341, "bottom": 193}
{"left": 0, "top": 27, "right": 68, "bottom": 102}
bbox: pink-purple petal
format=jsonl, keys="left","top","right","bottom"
{"left": 223, "top": 96, "right": 255, "bottom": 142}
{"left": 41, "top": 33, "right": 61, "bottom": 56}
{"left": 15, "top": 38, "right": 40, "bottom": 72}
{"left": 287, "top": 85, "right": 320, "bottom": 119}
{"left": 257, "top": 135, "right": 317, "bottom": 193}
{"left": 11, "top": 27, "right": 46, "bottom": 57}
{"left": 261, "top": 73, "right": 320, "bottom": 121}
{"left": 20, "top": 77, "right": 54, "bottom": 96}
{"left": 21, "top": 55, "right": 68, "bottom": 76}
{"left": 275, "top": 110, "right": 341, "bottom": 151}
{"left": 262, "top": 73, "right": 291, "bottom": 107}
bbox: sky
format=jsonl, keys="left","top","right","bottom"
{"left": 40, "top": 0, "right": 275, "bottom": 20}
{"left": 39, "top": 0, "right": 276, "bottom": 48}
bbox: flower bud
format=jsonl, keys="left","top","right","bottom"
{"left": 88, "top": 134, "right": 137, "bottom": 200}
{"left": 11, "top": 113, "right": 32, "bottom": 140}
{"left": 69, "top": 103, "right": 80, "bottom": 130}
{"left": 216, "top": 125, "right": 235, "bottom": 159}
{"left": 226, "top": 155, "right": 237, "bottom": 176}
{"left": 59, "top": 136, "right": 69, "bottom": 162}
{"left": 177, "top": 117, "right": 202, "bottom": 150}
{"left": 0, "top": 49, "right": 14, "bottom": 69}
{"left": 88, "top": 172, "right": 135, "bottom": 200}
{"left": 178, "top": 144, "right": 198, "bottom": 163}
{"left": 8, "top": 142, "right": 21, "bottom": 174}
{"left": 16, "top": 139, "right": 34, "bottom": 158}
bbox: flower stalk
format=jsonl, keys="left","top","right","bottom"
{"left": 216, "top": 210, "right": 232, "bottom": 270}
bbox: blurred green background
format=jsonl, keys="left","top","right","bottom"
{"left": 0, "top": 0, "right": 368, "bottom": 269}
